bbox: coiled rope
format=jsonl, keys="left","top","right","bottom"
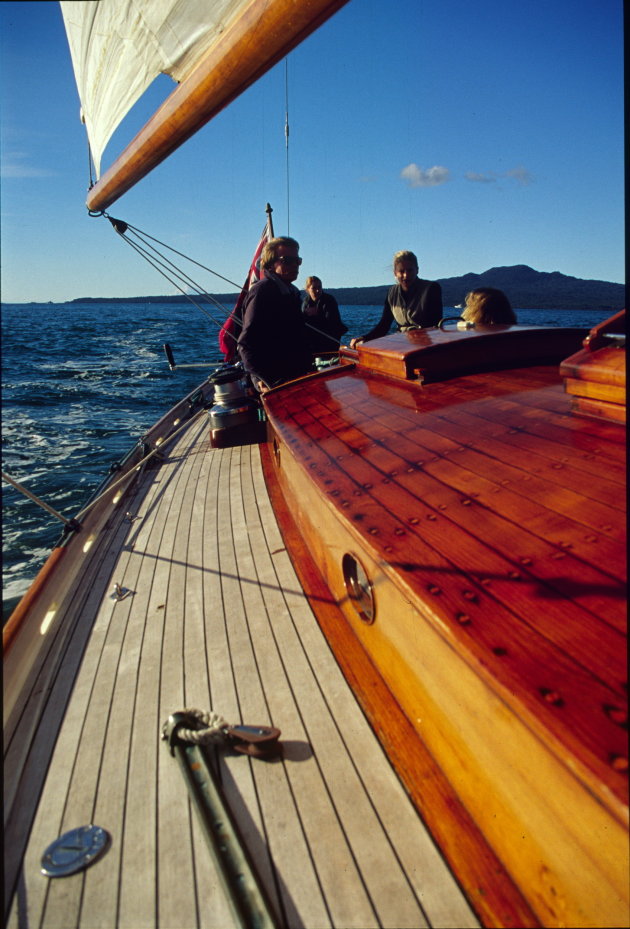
{"left": 166, "top": 708, "right": 230, "bottom": 746}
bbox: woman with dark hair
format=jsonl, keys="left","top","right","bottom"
{"left": 301, "top": 276, "right": 347, "bottom": 355}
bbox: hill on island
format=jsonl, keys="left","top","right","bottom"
{"left": 71, "top": 264, "right": 625, "bottom": 311}
{"left": 328, "top": 265, "right": 625, "bottom": 310}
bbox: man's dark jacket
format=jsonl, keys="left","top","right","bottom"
{"left": 237, "top": 275, "right": 313, "bottom": 388}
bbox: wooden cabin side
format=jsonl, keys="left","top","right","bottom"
{"left": 261, "top": 322, "right": 628, "bottom": 928}
{"left": 559, "top": 309, "right": 626, "bottom": 423}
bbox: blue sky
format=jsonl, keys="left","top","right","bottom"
{"left": 0, "top": 0, "right": 624, "bottom": 303}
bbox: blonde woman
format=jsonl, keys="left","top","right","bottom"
{"left": 461, "top": 287, "right": 517, "bottom": 325}
{"left": 350, "top": 251, "right": 442, "bottom": 347}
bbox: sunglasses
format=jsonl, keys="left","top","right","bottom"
{"left": 277, "top": 256, "right": 303, "bottom": 266}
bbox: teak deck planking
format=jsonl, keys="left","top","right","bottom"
{"left": 5, "top": 414, "right": 478, "bottom": 929}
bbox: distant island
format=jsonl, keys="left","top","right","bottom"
{"left": 68, "top": 264, "right": 625, "bottom": 311}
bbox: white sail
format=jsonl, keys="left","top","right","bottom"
{"left": 60, "top": 0, "right": 245, "bottom": 178}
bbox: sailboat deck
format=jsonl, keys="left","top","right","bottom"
{"left": 5, "top": 413, "right": 479, "bottom": 929}
{"left": 263, "top": 357, "right": 628, "bottom": 927}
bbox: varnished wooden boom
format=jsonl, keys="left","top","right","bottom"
{"left": 86, "top": 0, "right": 349, "bottom": 212}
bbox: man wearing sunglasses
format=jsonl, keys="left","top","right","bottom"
{"left": 238, "top": 236, "right": 314, "bottom": 391}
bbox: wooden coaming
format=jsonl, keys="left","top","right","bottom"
{"left": 263, "top": 341, "right": 628, "bottom": 928}
{"left": 559, "top": 312, "right": 626, "bottom": 423}
{"left": 341, "top": 325, "right": 590, "bottom": 381}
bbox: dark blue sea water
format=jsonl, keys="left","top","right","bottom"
{"left": 1, "top": 301, "right": 615, "bottom": 620}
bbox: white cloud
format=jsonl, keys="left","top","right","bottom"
{"left": 464, "top": 166, "right": 534, "bottom": 186}
{"left": 0, "top": 153, "right": 55, "bottom": 178}
{"left": 504, "top": 165, "right": 534, "bottom": 185}
{"left": 400, "top": 163, "right": 451, "bottom": 188}
{"left": 465, "top": 171, "right": 497, "bottom": 183}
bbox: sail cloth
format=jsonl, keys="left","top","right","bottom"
{"left": 60, "top": 0, "right": 247, "bottom": 178}
{"left": 61, "top": 0, "right": 350, "bottom": 212}
{"left": 219, "top": 215, "right": 274, "bottom": 362}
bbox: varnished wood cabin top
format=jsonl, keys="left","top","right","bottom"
{"left": 264, "top": 328, "right": 627, "bottom": 816}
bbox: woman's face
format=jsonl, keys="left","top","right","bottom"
{"left": 306, "top": 280, "right": 322, "bottom": 301}
{"left": 394, "top": 260, "right": 418, "bottom": 291}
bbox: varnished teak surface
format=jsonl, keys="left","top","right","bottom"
{"left": 264, "top": 346, "right": 627, "bottom": 928}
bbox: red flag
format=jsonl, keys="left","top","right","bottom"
{"left": 218, "top": 212, "right": 273, "bottom": 362}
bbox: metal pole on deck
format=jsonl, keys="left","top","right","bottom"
{"left": 162, "top": 714, "right": 280, "bottom": 929}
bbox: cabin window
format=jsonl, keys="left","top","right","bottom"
{"left": 342, "top": 553, "right": 375, "bottom": 623}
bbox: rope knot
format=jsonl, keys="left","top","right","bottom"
{"left": 162, "top": 708, "right": 282, "bottom": 758}
{"left": 169, "top": 708, "right": 229, "bottom": 747}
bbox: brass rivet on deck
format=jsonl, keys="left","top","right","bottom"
{"left": 603, "top": 704, "right": 628, "bottom": 727}
{"left": 540, "top": 688, "right": 564, "bottom": 706}
{"left": 508, "top": 571, "right": 521, "bottom": 579}
{"left": 409, "top": 516, "right": 420, "bottom": 525}
{"left": 427, "top": 514, "right": 437, "bottom": 520}
{"left": 428, "top": 584, "right": 442, "bottom": 595}
{"left": 610, "top": 755, "right": 628, "bottom": 773}
{"left": 456, "top": 613, "right": 471, "bottom": 624}
{"left": 520, "top": 557, "right": 533, "bottom": 565}
{"left": 461, "top": 499, "right": 472, "bottom": 506}
{"left": 480, "top": 578, "right": 492, "bottom": 587}
{"left": 394, "top": 528, "right": 406, "bottom": 536}
{"left": 369, "top": 527, "right": 379, "bottom": 535}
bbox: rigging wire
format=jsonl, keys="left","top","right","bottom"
{"left": 1, "top": 470, "right": 78, "bottom": 528}
{"left": 93, "top": 207, "right": 341, "bottom": 355}
{"left": 115, "top": 220, "right": 242, "bottom": 290}
{"left": 285, "top": 58, "right": 290, "bottom": 234}
{"left": 97, "top": 214, "right": 246, "bottom": 349}
{"left": 102, "top": 214, "right": 342, "bottom": 352}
